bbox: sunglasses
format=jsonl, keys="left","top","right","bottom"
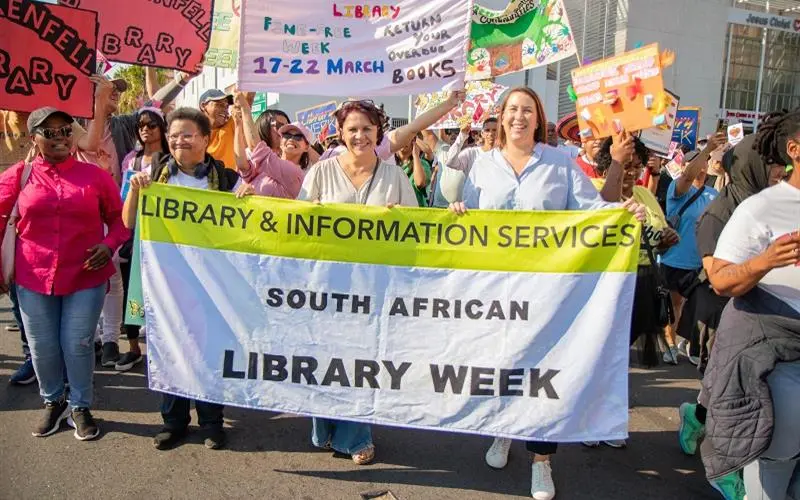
{"left": 138, "top": 122, "right": 159, "bottom": 130}
{"left": 35, "top": 126, "right": 73, "bottom": 139}
{"left": 282, "top": 132, "right": 306, "bottom": 141}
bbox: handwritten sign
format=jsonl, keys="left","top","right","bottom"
{"left": 665, "top": 150, "right": 684, "bottom": 179}
{"left": 727, "top": 122, "right": 744, "bottom": 146}
{"left": 570, "top": 44, "right": 665, "bottom": 139}
{"left": 416, "top": 80, "right": 507, "bottom": 130}
{"left": 0, "top": 0, "right": 98, "bottom": 118}
{"left": 638, "top": 89, "right": 679, "bottom": 155}
{"left": 296, "top": 101, "right": 337, "bottom": 141}
{"left": 467, "top": 0, "right": 577, "bottom": 80}
{"left": 58, "top": 0, "right": 213, "bottom": 72}
{"left": 206, "top": 0, "right": 240, "bottom": 69}
{"left": 237, "top": 0, "right": 470, "bottom": 96}
{"left": 672, "top": 107, "right": 701, "bottom": 150}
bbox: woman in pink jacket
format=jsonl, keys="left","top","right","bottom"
{"left": 231, "top": 93, "right": 304, "bottom": 199}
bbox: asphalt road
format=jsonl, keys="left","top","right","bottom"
{"left": 0, "top": 295, "right": 719, "bottom": 500}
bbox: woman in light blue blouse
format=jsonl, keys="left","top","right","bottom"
{"left": 450, "top": 87, "right": 645, "bottom": 500}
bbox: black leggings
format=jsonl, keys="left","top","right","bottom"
{"left": 119, "top": 259, "right": 141, "bottom": 341}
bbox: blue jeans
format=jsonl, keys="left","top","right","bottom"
{"left": 9, "top": 284, "right": 29, "bottom": 357}
{"left": 311, "top": 418, "right": 372, "bottom": 455}
{"left": 17, "top": 284, "right": 106, "bottom": 409}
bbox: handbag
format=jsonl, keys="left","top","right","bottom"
{"left": 2, "top": 162, "right": 34, "bottom": 284}
{"left": 667, "top": 185, "right": 705, "bottom": 230}
{"left": 643, "top": 239, "right": 675, "bottom": 327}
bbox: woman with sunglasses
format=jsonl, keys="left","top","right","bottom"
{"left": 297, "top": 99, "right": 420, "bottom": 465}
{"left": 231, "top": 93, "right": 304, "bottom": 199}
{"left": 278, "top": 122, "right": 315, "bottom": 170}
{"left": 0, "top": 107, "right": 130, "bottom": 440}
{"left": 449, "top": 87, "right": 644, "bottom": 500}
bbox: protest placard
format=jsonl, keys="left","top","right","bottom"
{"left": 638, "top": 89, "right": 679, "bottom": 155}
{"left": 206, "top": 0, "right": 240, "bottom": 69}
{"left": 467, "top": 0, "right": 576, "bottom": 80}
{"left": 237, "top": 0, "right": 471, "bottom": 96}
{"left": 58, "top": 0, "right": 213, "bottom": 72}
{"left": 672, "top": 107, "right": 701, "bottom": 150}
{"left": 296, "top": 101, "right": 337, "bottom": 141}
{"left": 139, "top": 183, "right": 637, "bottom": 441}
{"left": 727, "top": 122, "right": 744, "bottom": 146}
{"left": 0, "top": 0, "right": 98, "bottom": 118}
{"left": 415, "top": 80, "right": 507, "bottom": 130}
{"left": 570, "top": 44, "right": 666, "bottom": 139}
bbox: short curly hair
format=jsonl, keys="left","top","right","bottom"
{"left": 334, "top": 101, "right": 386, "bottom": 146}
{"left": 594, "top": 136, "right": 650, "bottom": 176}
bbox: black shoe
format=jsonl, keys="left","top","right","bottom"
{"left": 32, "top": 399, "right": 70, "bottom": 437}
{"left": 100, "top": 342, "right": 120, "bottom": 368}
{"left": 153, "top": 428, "right": 188, "bottom": 450}
{"left": 94, "top": 340, "right": 103, "bottom": 360}
{"left": 67, "top": 408, "right": 100, "bottom": 441}
{"left": 115, "top": 351, "right": 143, "bottom": 372}
{"left": 203, "top": 427, "right": 226, "bottom": 450}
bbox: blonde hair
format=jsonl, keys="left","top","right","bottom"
{"left": 496, "top": 87, "right": 548, "bottom": 148}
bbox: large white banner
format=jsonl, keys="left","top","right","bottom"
{"left": 237, "top": 0, "right": 472, "bottom": 95}
{"left": 139, "top": 184, "right": 638, "bottom": 442}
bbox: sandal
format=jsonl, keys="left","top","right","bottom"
{"left": 352, "top": 444, "right": 375, "bottom": 465}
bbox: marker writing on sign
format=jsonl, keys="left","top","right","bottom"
{"left": 0, "top": 0, "right": 96, "bottom": 75}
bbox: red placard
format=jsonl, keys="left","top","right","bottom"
{"left": 0, "top": 0, "right": 98, "bottom": 118}
{"left": 59, "top": 0, "right": 214, "bottom": 72}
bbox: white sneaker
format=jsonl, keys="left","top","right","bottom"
{"left": 485, "top": 437, "right": 512, "bottom": 469}
{"left": 663, "top": 346, "right": 679, "bottom": 365}
{"left": 531, "top": 460, "right": 556, "bottom": 500}
{"left": 582, "top": 441, "right": 600, "bottom": 447}
{"left": 603, "top": 439, "right": 627, "bottom": 448}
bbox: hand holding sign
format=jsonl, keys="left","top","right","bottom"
{"left": 90, "top": 75, "right": 115, "bottom": 112}
{"left": 611, "top": 129, "right": 634, "bottom": 165}
{"left": 704, "top": 132, "right": 727, "bottom": 154}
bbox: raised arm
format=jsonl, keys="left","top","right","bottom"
{"left": 145, "top": 67, "right": 159, "bottom": 98}
{"left": 236, "top": 93, "right": 261, "bottom": 151}
{"left": 76, "top": 76, "right": 114, "bottom": 153}
{"left": 386, "top": 90, "right": 465, "bottom": 154}
{"left": 152, "top": 63, "right": 202, "bottom": 111}
{"left": 675, "top": 132, "right": 725, "bottom": 197}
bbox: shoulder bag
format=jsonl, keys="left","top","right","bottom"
{"left": 2, "top": 163, "right": 34, "bottom": 284}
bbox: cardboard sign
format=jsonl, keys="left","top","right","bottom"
{"left": 727, "top": 123, "right": 744, "bottom": 146}
{"left": 415, "top": 80, "right": 507, "bottom": 130}
{"left": 206, "top": 0, "right": 240, "bottom": 69}
{"left": 638, "top": 89, "right": 680, "bottom": 155}
{"left": 237, "top": 0, "right": 471, "bottom": 96}
{"left": 467, "top": 0, "right": 577, "bottom": 80}
{"left": 0, "top": 0, "right": 98, "bottom": 118}
{"left": 295, "top": 101, "right": 337, "bottom": 142}
{"left": 672, "top": 107, "right": 701, "bottom": 150}
{"left": 570, "top": 44, "right": 665, "bottom": 139}
{"left": 665, "top": 150, "right": 684, "bottom": 179}
{"left": 58, "top": 0, "right": 214, "bottom": 72}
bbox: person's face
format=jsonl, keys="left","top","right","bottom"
{"left": 623, "top": 155, "right": 643, "bottom": 191}
{"left": 768, "top": 164, "right": 786, "bottom": 186}
{"left": 502, "top": 92, "right": 539, "bottom": 146}
{"left": 32, "top": 115, "right": 73, "bottom": 163}
{"left": 482, "top": 121, "right": 497, "bottom": 148}
{"left": 203, "top": 99, "right": 229, "bottom": 128}
{"left": 341, "top": 111, "right": 378, "bottom": 156}
{"left": 280, "top": 130, "right": 309, "bottom": 159}
{"left": 546, "top": 122, "right": 557, "bottom": 147}
{"left": 440, "top": 128, "right": 458, "bottom": 145}
{"left": 107, "top": 86, "right": 122, "bottom": 114}
{"left": 582, "top": 138, "right": 602, "bottom": 160}
{"left": 138, "top": 116, "right": 162, "bottom": 145}
{"left": 167, "top": 119, "right": 209, "bottom": 167}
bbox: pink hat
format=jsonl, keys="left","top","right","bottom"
{"left": 278, "top": 122, "right": 314, "bottom": 144}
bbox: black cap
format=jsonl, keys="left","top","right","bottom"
{"left": 199, "top": 89, "right": 233, "bottom": 106}
{"left": 27, "top": 107, "right": 75, "bottom": 131}
{"left": 110, "top": 78, "right": 128, "bottom": 92}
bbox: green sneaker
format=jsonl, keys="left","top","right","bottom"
{"left": 709, "top": 470, "right": 745, "bottom": 500}
{"left": 678, "top": 402, "right": 705, "bottom": 455}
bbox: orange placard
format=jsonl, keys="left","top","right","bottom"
{"left": 570, "top": 44, "right": 666, "bottom": 140}
{"left": 0, "top": 0, "right": 98, "bottom": 118}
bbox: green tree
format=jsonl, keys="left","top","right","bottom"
{"left": 111, "top": 66, "right": 171, "bottom": 115}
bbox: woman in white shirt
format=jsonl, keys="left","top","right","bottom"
{"left": 705, "top": 111, "right": 800, "bottom": 500}
{"left": 450, "top": 87, "right": 644, "bottom": 500}
{"left": 298, "top": 100, "right": 418, "bottom": 465}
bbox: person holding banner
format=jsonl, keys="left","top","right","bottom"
{"left": 395, "top": 136, "right": 433, "bottom": 207}
{"left": 0, "top": 107, "right": 130, "bottom": 441}
{"left": 123, "top": 107, "right": 241, "bottom": 451}
{"left": 449, "top": 87, "right": 645, "bottom": 500}
{"left": 232, "top": 94, "right": 304, "bottom": 199}
{"left": 702, "top": 110, "right": 800, "bottom": 500}
{"left": 297, "top": 99, "right": 418, "bottom": 465}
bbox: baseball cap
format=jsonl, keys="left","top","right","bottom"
{"left": 109, "top": 78, "right": 128, "bottom": 92}
{"left": 278, "top": 122, "right": 314, "bottom": 144}
{"left": 199, "top": 89, "right": 234, "bottom": 106}
{"left": 27, "top": 107, "right": 75, "bottom": 131}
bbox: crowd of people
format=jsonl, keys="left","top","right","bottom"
{"left": 1, "top": 61, "right": 798, "bottom": 500}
